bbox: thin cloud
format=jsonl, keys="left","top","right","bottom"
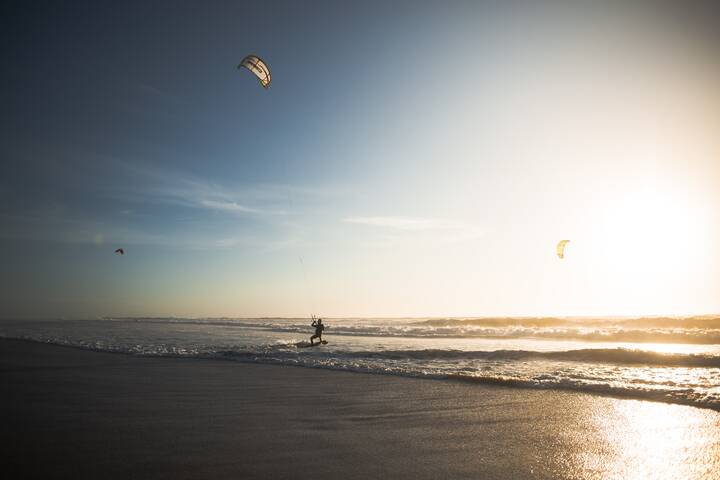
{"left": 104, "top": 159, "right": 352, "bottom": 219}
{"left": 344, "top": 216, "right": 461, "bottom": 231}
{"left": 106, "top": 160, "right": 291, "bottom": 218}
{"left": 343, "top": 215, "right": 485, "bottom": 245}
{"left": 198, "top": 199, "right": 261, "bottom": 214}
{"left": 137, "top": 83, "right": 178, "bottom": 100}
{"left": 0, "top": 211, "right": 274, "bottom": 250}
{"left": 176, "top": 191, "right": 289, "bottom": 217}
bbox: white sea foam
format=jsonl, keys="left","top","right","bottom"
{"left": 2, "top": 317, "right": 719, "bottom": 411}
{"left": 101, "top": 316, "right": 720, "bottom": 344}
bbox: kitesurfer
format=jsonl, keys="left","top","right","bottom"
{"left": 310, "top": 317, "right": 325, "bottom": 345}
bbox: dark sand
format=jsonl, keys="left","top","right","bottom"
{"left": 2, "top": 339, "right": 719, "bottom": 479}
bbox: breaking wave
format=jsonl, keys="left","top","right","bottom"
{"left": 306, "top": 348, "right": 720, "bottom": 368}
{"left": 102, "top": 316, "right": 720, "bottom": 345}
{"left": 3, "top": 316, "right": 720, "bottom": 413}
{"left": 4, "top": 334, "right": 720, "bottom": 412}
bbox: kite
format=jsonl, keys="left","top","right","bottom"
{"left": 556, "top": 240, "right": 570, "bottom": 259}
{"left": 238, "top": 55, "right": 271, "bottom": 88}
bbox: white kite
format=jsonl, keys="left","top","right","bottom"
{"left": 238, "top": 54, "right": 271, "bottom": 88}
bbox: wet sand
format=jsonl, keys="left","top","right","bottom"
{"left": 2, "top": 338, "right": 719, "bottom": 479}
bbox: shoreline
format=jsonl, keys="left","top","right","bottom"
{"left": 3, "top": 336, "right": 719, "bottom": 412}
{"left": 2, "top": 338, "right": 719, "bottom": 479}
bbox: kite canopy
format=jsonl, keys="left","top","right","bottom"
{"left": 115, "top": 248, "right": 124, "bottom": 255}
{"left": 556, "top": 240, "right": 570, "bottom": 259}
{"left": 238, "top": 55, "right": 271, "bottom": 88}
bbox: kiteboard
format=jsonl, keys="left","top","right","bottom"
{"left": 295, "top": 340, "right": 328, "bottom": 348}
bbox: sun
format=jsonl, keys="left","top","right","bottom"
{"left": 604, "top": 187, "right": 700, "bottom": 269}
{"left": 573, "top": 182, "right": 713, "bottom": 315}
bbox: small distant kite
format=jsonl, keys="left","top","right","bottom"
{"left": 556, "top": 240, "right": 570, "bottom": 259}
{"left": 115, "top": 248, "right": 124, "bottom": 255}
{"left": 238, "top": 54, "right": 271, "bottom": 88}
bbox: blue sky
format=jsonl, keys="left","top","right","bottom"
{"left": 2, "top": 1, "right": 720, "bottom": 318}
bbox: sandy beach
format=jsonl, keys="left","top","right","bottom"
{"left": 2, "top": 338, "right": 719, "bottom": 479}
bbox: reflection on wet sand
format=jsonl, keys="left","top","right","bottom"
{"left": 580, "top": 400, "right": 720, "bottom": 479}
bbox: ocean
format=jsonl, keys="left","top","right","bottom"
{"left": 2, "top": 316, "right": 719, "bottom": 410}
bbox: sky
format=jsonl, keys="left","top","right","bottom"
{"left": 2, "top": 0, "right": 720, "bottom": 319}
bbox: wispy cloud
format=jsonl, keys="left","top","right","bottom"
{"left": 1, "top": 156, "right": 349, "bottom": 249}
{"left": 136, "top": 83, "right": 178, "bottom": 100}
{"left": 0, "top": 210, "right": 284, "bottom": 251}
{"left": 343, "top": 216, "right": 465, "bottom": 231}
{"left": 198, "top": 199, "right": 271, "bottom": 215}
{"left": 343, "top": 216, "right": 438, "bottom": 230}
{"left": 107, "top": 160, "right": 293, "bottom": 218}
{"left": 343, "top": 215, "right": 485, "bottom": 245}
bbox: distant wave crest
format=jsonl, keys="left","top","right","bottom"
{"left": 102, "top": 316, "right": 720, "bottom": 345}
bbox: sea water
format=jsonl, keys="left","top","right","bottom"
{"left": 2, "top": 316, "right": 719, "bottom": 410}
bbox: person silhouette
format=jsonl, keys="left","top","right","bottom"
{"left": 310, "top": 317, "right": 325, "bottom": 345}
